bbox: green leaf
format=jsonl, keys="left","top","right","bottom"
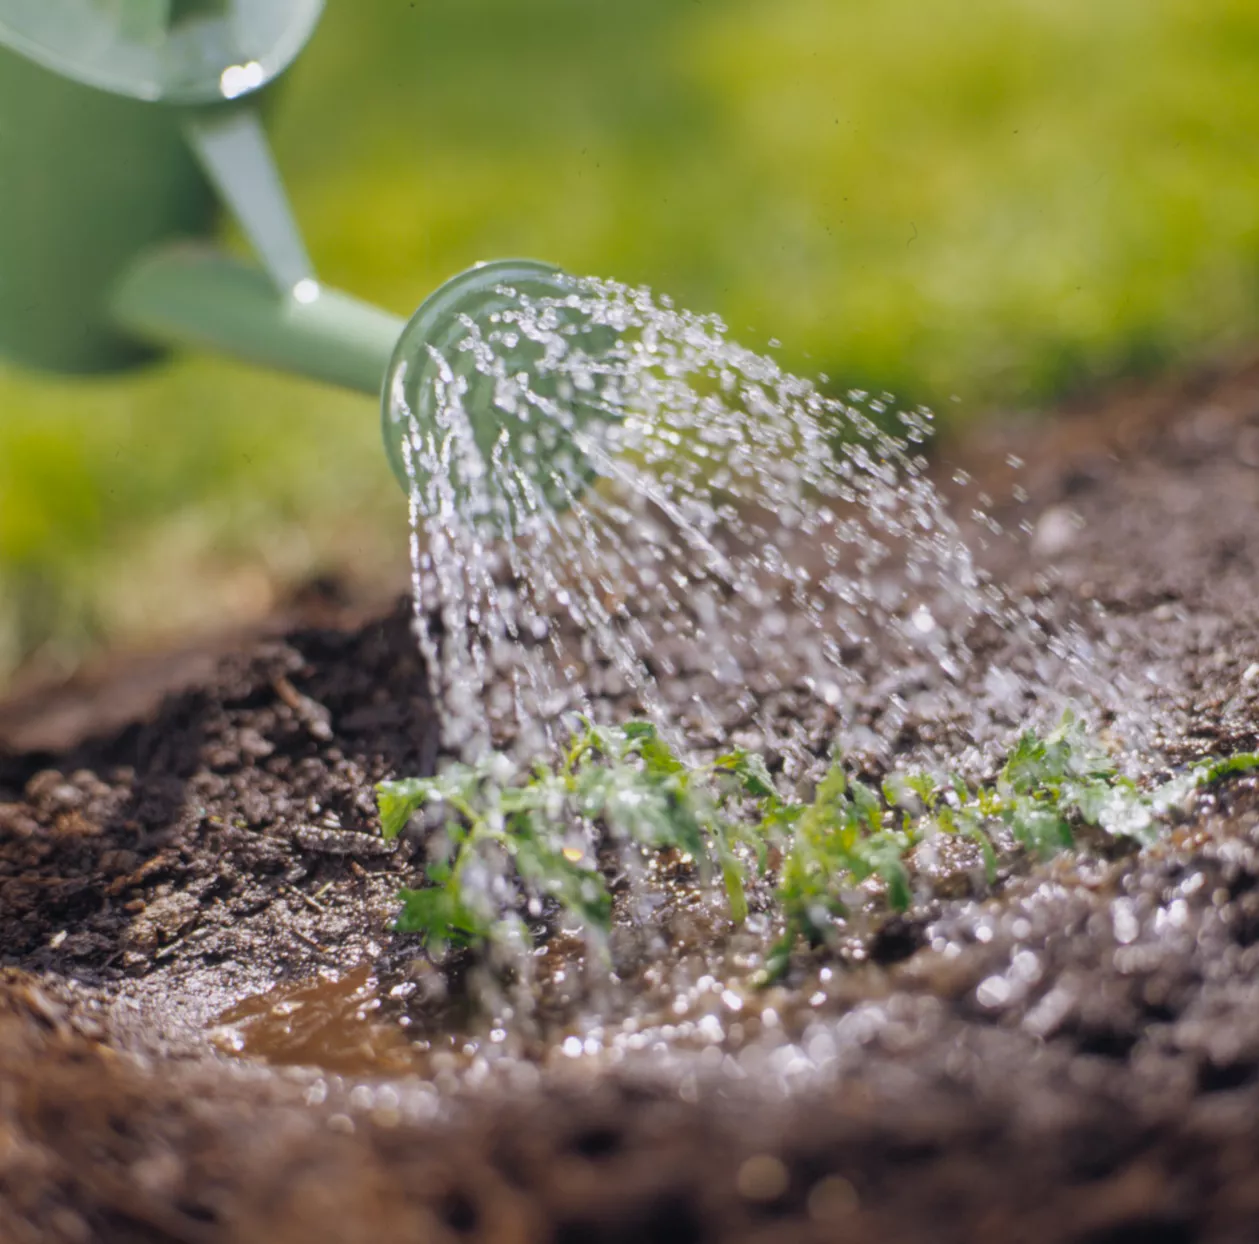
{"left": 849, "top": 780, "right": 883, "bottom": 833}
{"left": 906, "top": 772, "right": 939, "bottom": 807}
{"left": 954, "top": 812, "right": 998, "bottom": 883}
{"left": 1006, "top": 798, "right": 1072, "bottom": 857}
{"left": 638, "top": 737, "right": 686, "bottom": 779}
{"left": 1062, "top": 777, "right": 1109, "bottom": 825}
{"left": 720, "top": 852, "right": 749, "bottom": 923}
{"left": 815, "top": 763, "right": 848, "bottom": 805}
{"left": 1194, "top": 751, "right": 1259, "bottom": 786}
{"left": 516, "top": 837, "right": 613, "bottom": 932}
{"left": 621, "top": 720, "right": 658, "bottom": 740}
{"left": 717, "top": 750, "right": 779, "bottom": 799}
{"left": 762, "top": 934, "right": 795, "bottom": 984}
{"left": 376, "top": 776, "right": 440, "bottom": 840}
{"left": 867, "top": 840, "right": 912, "bottom": 911}
{"left": 1001, "top": 731, "right": 1053, "bottom": 794}
{"left": 395, "top": 885, "right": 486, "bottom": 948}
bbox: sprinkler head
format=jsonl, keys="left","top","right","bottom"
{"left": 382, "top": 260, "right": 622, "bottom": 529}
{"left": 0, "top": 0, "right": 323, "bottom": 103}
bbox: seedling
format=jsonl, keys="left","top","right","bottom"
{"left": 377, "top": 714, "right": 1259, "bottom": 980}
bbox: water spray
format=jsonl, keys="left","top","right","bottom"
{"left": 0, "top": 1, "right": 591, "bottom": 498}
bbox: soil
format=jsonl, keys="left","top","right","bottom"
{"left": 2, "top": 355, "right": 1259, "bottom": 1243}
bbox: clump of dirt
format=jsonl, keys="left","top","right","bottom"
{"left": 2, "top": 355, "right": 1259, "bottom": 1242}
{"left": 0, "top": 606, "right": 450, "bottom": 1044}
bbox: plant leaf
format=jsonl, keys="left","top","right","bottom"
{"left": 377, "top": 777, "right": 441, "bottom": 840}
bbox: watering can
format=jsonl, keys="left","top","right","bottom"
{"left": 0, "top": 1, "right": 608, "bottom": 504}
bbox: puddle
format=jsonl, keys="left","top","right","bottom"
{"left": 210, "top": 965, "right": 422, "bottom": 1076}
{"left": 208, "top": 933, "right": 858, "bottom": 1086}
{"left": 204, "top": 787, "right": 1253, "bottom": 1086}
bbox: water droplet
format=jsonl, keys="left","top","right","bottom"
{"left": 220, "top": 61, "right": 265, "bottom": 99}
{"left": 291, "top": 278, "right": 321, "bottom": 305}
{"left": 976, "top": 976, "right": 1012, "bottom": 1008}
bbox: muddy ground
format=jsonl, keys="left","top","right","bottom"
{"left": 2, "top": 357, "right": 1258, "bottom": 1243}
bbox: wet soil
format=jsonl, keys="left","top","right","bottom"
{"left": 2, "top": 356, "right": 1259, "bottom": 1243}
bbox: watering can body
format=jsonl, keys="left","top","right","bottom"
{"left": 0, "top": 43, "right": 215, "bottom": 373}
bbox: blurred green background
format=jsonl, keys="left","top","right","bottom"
{"left": 2, "top": 0, "right": 1257, "bottom": 688}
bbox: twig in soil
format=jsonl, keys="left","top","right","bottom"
{"left": 291, "top": 928, "right": 332, "bottom": 956}
{"left": 154, "top": 932, "right": 192, "bottom": 961}
{"left": 295, "top": 825, "right": 396, "bottom": 857}
{"left": 105, "top": 850, "right": 177, "bottom": 897}
{"left": 285, "top": 883, "right": 328, "bottom": 915}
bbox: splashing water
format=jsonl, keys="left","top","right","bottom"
{"left": 206, "top": 271, "right": 1258, "bottom": 1077}
{"left": 389, "top": 270, "right": 1101, "bottom": 774}
{"left": 206, "top": 273, "right": 1255, "bottom": 1078}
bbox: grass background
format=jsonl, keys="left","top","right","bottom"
{"left": 2, "top": 0, "right": 1257, "bottom": 685}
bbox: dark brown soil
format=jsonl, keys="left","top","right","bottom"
{"left": 2, "top": 356, "right": 1259, "bottom": 1243}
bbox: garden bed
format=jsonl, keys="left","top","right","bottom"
{"left": 2, "top": 358, "right": 1258, "bottom": 1243}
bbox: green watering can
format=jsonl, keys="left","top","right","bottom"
{"left": 0, "top": 1, "right": 607, "bottom": 505}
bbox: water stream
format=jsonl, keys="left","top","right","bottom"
{"left": 390, "top": 272, "right": 1102, "bottom": 769}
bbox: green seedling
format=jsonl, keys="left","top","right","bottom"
{"left": 377, "top": 714, "right": 1259, "bottom": 979}
{"left": 377, "top": 720, "right": 755, "bottom": 956}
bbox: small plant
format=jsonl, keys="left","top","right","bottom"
{"left": 376, "top": 721, "right": 758, "bottom": 955}
{"left": 376, "top": 715, "right": 1259, "bottom": 977}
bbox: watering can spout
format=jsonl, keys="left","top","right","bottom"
{"left": 111, "top": 247, "right": 604, "bottom": 516}
{"left": 0, "top": 2, "right": 612, "bottom": 511}
{"left": 109, "top": 246, "right": 407, "bottom": 398}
